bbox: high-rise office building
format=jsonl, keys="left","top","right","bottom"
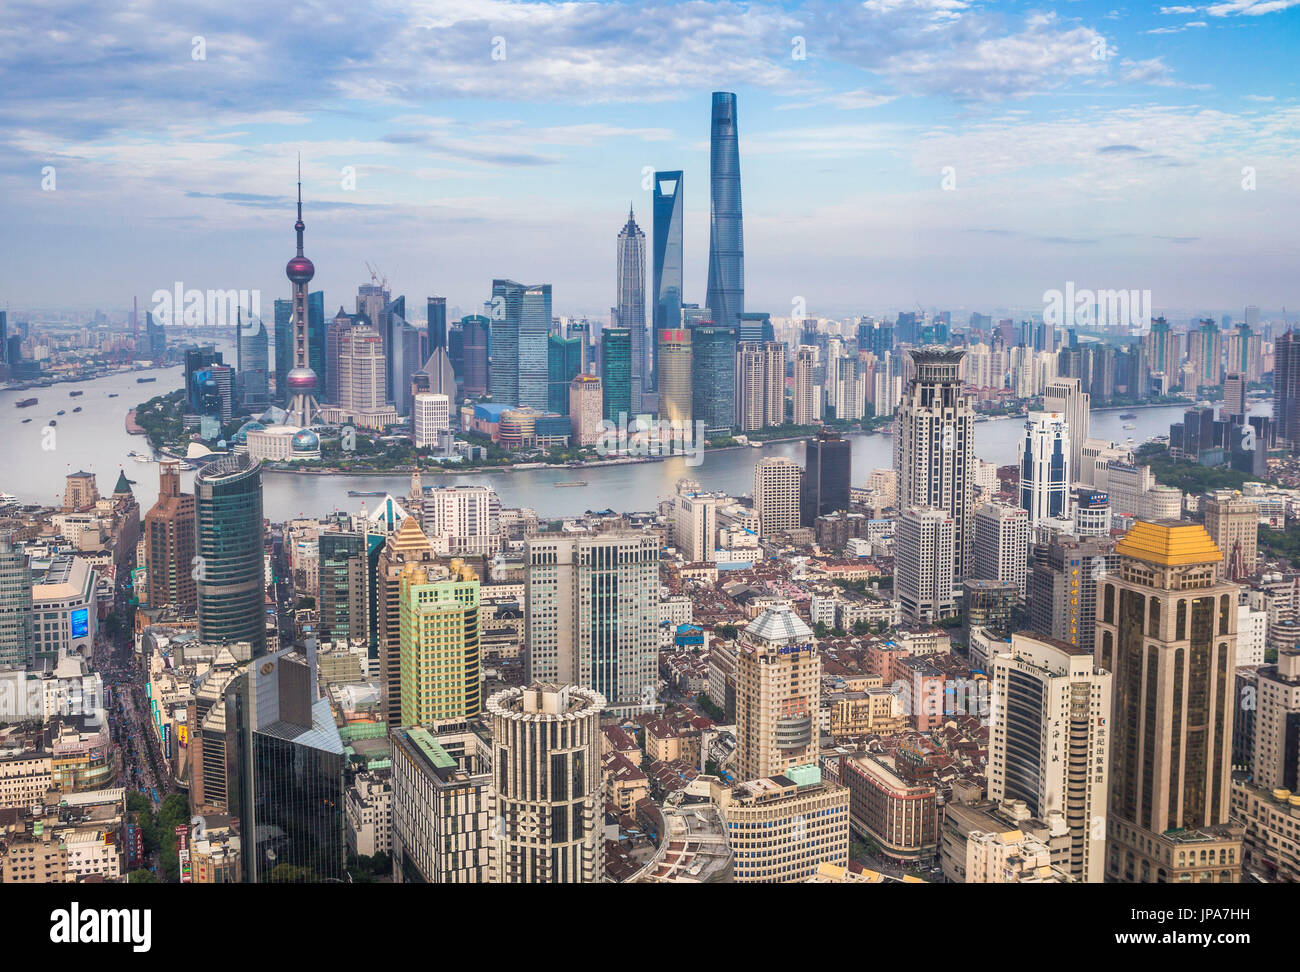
{"left": 317, "top": 531, "right": 367, "bottom": 645}
{"left": 569, "top": 374, "right": 603, "bottom": 446}
{"left": 398, "top": 560, "right": 481, "bottom": 725}
{"left": 143, "top": 460, "right": 197, "bottom": 614}
{"left": 487, "top": 683, "right": 605, "bottom": 883}
{"left": 1095, "top": 520, "right": 1242, "bottom": 883}
{"left": 427, "top": 296, "right": 448, "bottom": 352}
{"left": 736, "top": 311, "right": 773, "bottom": 345}
{"left": 389, "top": 723, "right": 493, "bottom": 883}
{"left": 1043, "top": 376, "right": 1089, "bottom": 484}
{"left": 735, "top": 341, "right": 784, "bottom": 432}
{"left": 894, "top": 347, "right": 975, "bottom": 577}
{"left": 1186, "top": 319, "right": 1223, "bottom": 391}
{"left": 376, "top": 516, "right": 436, "bottom": 727}
{"left": 273, "top": 298, "right": 292, "bottom": 403}
{"left": 793, "top": 345, "right": 818, "bottom": 426}
{"left": 616, "top": 206, "right": 647, "bottom": 409}
{"left": 754, "top": 457, "right": 803, "bottom": 536}
{"left": 896, "top": 507, "right": 956, "bottom": 624}
{"left": 801, "top": 428, "right": 851, "bottom": 527}
{"left": 600, "top": 326, "right": 632, "bottom": 423}
{"left": 524, "top": 533, "right": 660, "bottom": 708}
{"left": 337, "top": 322, "right": 387, "bottom": 414}
{"left": 824, "top": 345, "right": 864, "bottom": 422}
{"left": 547, "top": 332, "right": 582, "bottom": 416}
{"left": 1252, "top": 649, "right": 1300, "bottom": 791}
{"left": 421, "top": 485, "right": 501, "bottom": 559}
{"left": 971, "top": 502, "right": 1031, "bottom": 599}
{"left": 1018, "top": 411, "right": 1072, "bottom": 528}
{"left": 324, "top": 306, "right": 354, "bottom": 405}
{"left": 691, "top": 324, "right": 736, "bottom": 435}
{"left": 227, "top": 646, "right": 345, "bottom": 883}
{"left": 650, "top": 170, "right": 684, "bottom": 391}
{"left": 1275, "top": 330, "right": 1300, "bottom": 454}
{"left": 236, "top": 311, "right": 270, "bottom": 411}
{"left": 460, "top": 314, "right": 490, "bottom": 398}
{"left": 1223, "top": 372, "right": 1248, "bottom": 419}
{"left": 673, "top": 483, "right": 719, "bottom": 564}
{"left": 390, "top": 321, "right": 423, "bottom": 416}
{"left": 1226, "top": 324, "right": 1262, "bottom": 382}
{"left": 735, "top": 604, "right": 819, "bottom": 783}
{"left": 194, "top": 454, "right": 265, "bottom": 656}
{"left": 988, "top": 631, "right": 1111, "bottom": 882}
{"left": 657, "top": 327, "right": 693, "bottom": 426}
{"left": 719, "top": 769, "right": 850, "bottom": 883}
{"left": 1201, "top": 489, "right": 1258, "bottom": 582}
{"left": 1028, "top": 534, "right": 1117, "bottom": 652}
{"left": 0, "top": 531, "right": 32, "bottom": 671}
{"left": 490, "top": 279, "right": 551, "bottom": 410}
{"left": 1072, "top": 487, "right": 1113, "bottom": 538}
{"left": 283, "top": 166, "right": 321, "bottom": 427}
{"left": 412, "top": 392, "right": 451, "bottom": 448}
{"left": 705, "top": 92, "right": 744, "bottom": 327}
{"left": 376, "top": 295, "right": 405, "bottom": 397}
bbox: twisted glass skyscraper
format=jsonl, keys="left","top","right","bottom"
{"left": 705, "top": 92, "right": 743, "bottom": 327}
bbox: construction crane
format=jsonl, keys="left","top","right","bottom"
{"left": 364, "top": 261, "right": 388, "bottom": 294}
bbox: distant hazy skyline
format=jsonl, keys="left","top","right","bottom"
{"left": 2, "top": 0, "right": 1298, "bottom": 320}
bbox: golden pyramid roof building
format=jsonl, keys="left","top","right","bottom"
{"left": 1115, "top": 519, "right": 1221, "bottom": 567}
{"left": 387, "top": 514, "right": 432, "bottom": 555}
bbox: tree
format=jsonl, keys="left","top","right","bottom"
{"left": 128, "top": 869, "right": 159, "bottom": 883}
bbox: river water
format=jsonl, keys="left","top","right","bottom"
{"left": 0, "top": 360, "right": 1262, "bottom": 521}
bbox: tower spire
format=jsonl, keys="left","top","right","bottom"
{"left": 294, "top": 153, "right": 305, "bottom": 256}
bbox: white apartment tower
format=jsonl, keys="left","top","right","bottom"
{"left": 972, "top": 502, "right": 1031, "bottom": 599}
{"left": 753, "top": 457, "right": 803, "bottom": 537}
{"left": 420, "top": 485, "right": 501, "bottom": 558}
{"left": 673, "top": 482, "right": 719, "bottom": 563}
{"left": 412, "top": 392, "right": 451, "bottom": 447}
{"left": 1018, "top": 411, "right": 1072, "bottom": 529}
{"left": 894, "top": 347, "right": 975, "bottom": 578}
{"left": 896, "top": 507, "right": 956, "bottom": 624}
{"left": 793, "top": 345, "right": 819, "bottom": 426}
{"left": 989, "top": 631, "right": 1112, "bottom": 882}
{"left": 1044, "top": 377, "right": 1089, "bottom": 482}
{"left": 338, "top": 322, "right": 388, "bottom": 413}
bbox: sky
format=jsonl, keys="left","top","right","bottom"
{"left": 2, "top": 0, "right": 1298, "bottom": 322}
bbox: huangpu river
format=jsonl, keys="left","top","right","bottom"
{"left": 0, "top": 358, "right": 1267, "bottom": 522}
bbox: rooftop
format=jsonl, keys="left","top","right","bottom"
{"left": 1116, "top": 520, "right": 1221, "bottom": 567}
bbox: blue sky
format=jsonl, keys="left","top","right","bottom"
{"left": 2, "top": 0, "right": 1298, "bottom": 321}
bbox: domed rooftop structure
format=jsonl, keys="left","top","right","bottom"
{"left": 744, "top": 602, "right": 814, "bottom": 646}
{"left": 291, "top": 429, "right": 320, "bottom": 451}
{"left": 286, "top": 367, "right": 317, "bottom": 391}
{"left": 232, "top": 419, "right": 266, "bottom": 444}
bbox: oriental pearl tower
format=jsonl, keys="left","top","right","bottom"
{"left": 285, "top": 157, "right": 320, "bottom": 427}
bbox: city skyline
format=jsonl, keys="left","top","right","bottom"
{"left": 3, "top": 1, "right": 1299, "bottom": 318}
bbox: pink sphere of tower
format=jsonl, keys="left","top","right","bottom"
{"left": 286, "top": 367, "right": 317, "bottom": 391}
{"left": 286, "top": 255, "right": 315, "bottom": 283}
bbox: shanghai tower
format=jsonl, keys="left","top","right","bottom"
{"left": 705, "top": 92, "right": 743, "bottom": 327}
